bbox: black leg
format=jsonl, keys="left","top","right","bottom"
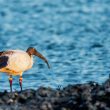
{"left": 9, "top": 75, "right": 13, "bottom": 92}
{"left": 19, "top": 76, "right": 23, "bottom": 91}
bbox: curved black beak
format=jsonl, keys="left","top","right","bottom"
{"left": 34, "top": 50, "right": 50, "bottom": 69}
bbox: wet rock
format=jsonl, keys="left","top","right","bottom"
{"left": 2, "top": 95, "right": 9, "bottom": 103}
{"left": 97, "top": 90, "right": 105, "bottom": 96}
{"left": 0, "top": 78, "right": 110, "bottom": 110}
{"left": 22, "top": 89, "right": 35, "bottom": 99}
{"left": 7, "top": 99, "right": 14, "bottom": 104}
{"left": 37, "top": 87, "right": 55, "bottom": 97}
{"left": 61, "top": 108, "right": 67, "bottom": 110}
{"left": 18, "top": 94, "right": 27, "bottom": 103}
{"left": 103, "top": 78, "right": 110, "bottom": 88}
{"left": 0, "top": 99, "right": 4, "bottom": 104}
{"left": 40, "top": 101, "right": 53, "bottom": 110}
{"left": 105, "top": 88, "right": 110, "bottom": 94}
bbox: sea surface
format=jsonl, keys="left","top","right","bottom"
{"left": 0, "top": 0, "right": 110, "bottom": 91}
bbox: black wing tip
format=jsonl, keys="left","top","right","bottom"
{"left": 0, "top": 56, "right": 9, "bottom": 69}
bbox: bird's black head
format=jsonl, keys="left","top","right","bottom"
{"left": 26, "top": 47, "right": 36, "bottom": 55}
{"left": 26, "top": 47, "right": 50, "bottom": 69}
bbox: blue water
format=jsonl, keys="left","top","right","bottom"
{"left": 0, "top": 0, "right": 110, "bottom": 91}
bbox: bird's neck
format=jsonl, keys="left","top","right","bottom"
{"left": 26, "top": 51, "right": 31, "bottom": 56}
{"left": 30, "top": 55, "right": 33, "bottom": 61}
{"left": 28, "top": 55, "right": 34, "bottom": 69}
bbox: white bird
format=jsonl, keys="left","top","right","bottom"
{"left": 0, "top": 47, "right": 50, "bottom": 92}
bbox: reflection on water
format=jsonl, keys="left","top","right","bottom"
{"left": 0, "top": 0, "right": 110, "bottom": 91}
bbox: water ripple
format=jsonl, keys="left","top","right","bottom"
{"left": 0, "top": 0, "right": 110, "bottom": 91}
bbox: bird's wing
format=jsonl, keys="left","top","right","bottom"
{"left": 0, "top": 56, "right": 9, "bottom": 69}
{"left": 0, "top": 51, "right": 4, "bottom": 56}
{"left": 0, "top": 51, "right": 13, "bottom": 69}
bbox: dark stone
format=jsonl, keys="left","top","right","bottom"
{"left": 18, "top": 94, "right": 27, "bottom": 104}
{"left": 0, "top": 78, "right": 110, "bottom": 110}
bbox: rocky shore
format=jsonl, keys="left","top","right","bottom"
{"left": 0, "top": 78, "right": 110, "bottom": 110}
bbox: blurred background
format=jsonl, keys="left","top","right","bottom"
{"left": 0, "top": 0, "right": 110, "bottom": 91}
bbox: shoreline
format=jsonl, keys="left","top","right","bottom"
{"left": 0, "top": 78, "right": 110, "bottom": 110}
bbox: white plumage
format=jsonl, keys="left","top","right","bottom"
{"left": 7, "top": 50, "right": 33, "bottom": 73}
{"left": 0, "top": 50, "right": 33, "bottom": 76}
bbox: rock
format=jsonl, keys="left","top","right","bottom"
{"left": 22, "top": 89, "right": 35, "bottom": 99}
{"left": 2, "top": 95, "right": 9, "bottom": 103}
{"left": 0, "top": 78, "right": 109, "bottom": 110}
{"left": 40, "top": 101, "right": 53, "bottom": 110}
{"left": 0, "top": 99, "right": 4, "bottom": 104}
{"left": 37, "top": 87, "right": 55, "bottom": 97}
{"left": 18, "top": 94, "right": 27, "bottom": 103}
{"left": 40, "top": 103, "right": 47, "bottom": 110}
{"left": 97, "top": 90, "right": 105, "bottom": 96}
{"left": 103, "top": 78, "right": 110, "bottom": 88}
{"left": 7, "top": 99, "right": 14, "bottom": 104}
{"left": 105, "top": 88, "right": 110, "bottom": 96}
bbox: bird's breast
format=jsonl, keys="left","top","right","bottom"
{"left": 6, "top": 52, "right": 33, "bottom": 72}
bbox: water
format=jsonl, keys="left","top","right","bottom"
{"left": 0, "top": 0, "right": 110, "bottom": 91}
